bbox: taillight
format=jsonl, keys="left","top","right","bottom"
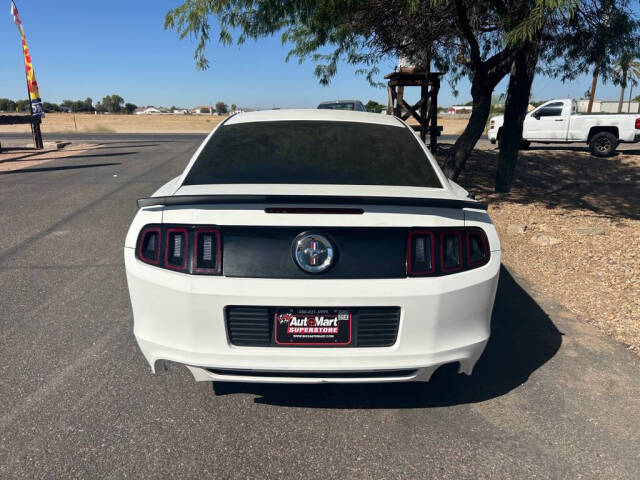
{"left": 135, "top": 225, "right": 222, "bottom": 275}
{"left": 407, "top": 231, "right": 435, "bottom": 275}
{"left": 635, "top": 117, "right": 640, "bottom": 130}
{"left": 440, "top": 231, "right": 463, "bottom": 272}
{"left": 466, "top": 230, "right": 489, "bottom": 267}
{"left": 165, "top": 228, "right": 188, "bottom": 271}
{"left": 137, "top": 227, "right": 161, "bottom": 265}
{"left": 193, "top": 228, "right": 221, "bottom": 274}
{"left": 407, "top": 227, "right": 489, "bottom": 276}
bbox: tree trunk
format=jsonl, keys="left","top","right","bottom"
{"left": 587, "top": 61, "right": 600, "bottom": 113}
{"left": 618, "top": 72, "right": 627, "bottom": 113}
{"left": 495, "top": 42, "right": 540, "bottom": 193}
{"left": 442, "top": 86, "right": 493, "bottom": 180}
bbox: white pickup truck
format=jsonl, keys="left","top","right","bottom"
{"left": 487, "top": 98, "right": 640, "bottom": 156}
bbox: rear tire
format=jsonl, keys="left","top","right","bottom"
{"left": 589, "top": 132, "right": 617, "bottom": 157}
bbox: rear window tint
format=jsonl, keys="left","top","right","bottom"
{"left": 183, "top": 121, "right": 442, "bottom": 188}
{"left": 318, "top": 102, "right": 356, "bottom": 111}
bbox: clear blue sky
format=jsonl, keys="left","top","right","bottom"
{"left": 0, "top": 1, "right": 628, "bottom": 109}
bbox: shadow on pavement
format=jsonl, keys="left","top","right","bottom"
{"left": 212, "top": 266, "right": 562, "bottom": 407}
{"left": 0, "top": 162, "right": 121, "bottom": 175}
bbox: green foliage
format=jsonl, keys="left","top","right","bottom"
{"left": 101, "top": 94, "right": 125, "bottom": 113}
{"left": 59, "top": 98, "right": 94, "bottom": 113}
{"left": 200, "top": 107, "right": 211, "bottom": 114}
{"left": 215, "top": 101, "right": 228, "bottom": 114}
{"left": 124, "top": 103, "right": 138, "bottom": 114}
{"left": 15, "top": 99, "right": 30, "bottom": 112}
{"left": 231, "top": 103, "right": 238, "bottom": 111}
{"left": 0, "top": 98, "right": 17, "bottom": 112}
{"left": 612, "top": 52, "right": 640, "bottom": 89}
{"left": 42, "top": 102, "right": 60, "bottom": 113}
{"left": 504, "top": 0, "right": 578, "bottom": 46}
{"left": 364, "top": 100, "right": 385, "bottom": 113}
{"left": 542, "top": 0, "right": 639, "bottom": 84}
{"left": 164, "top": 1, "right": 464, "bottom": 86}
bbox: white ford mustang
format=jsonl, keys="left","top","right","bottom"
{"left": 124, "top": 109, "right": 500, "bottom": 384}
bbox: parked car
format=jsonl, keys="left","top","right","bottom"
{"left": 487, "top": 98, "right": 640, "bottom": 156}
{"left": 125, "top": 109, "right": 500, "bottom": 385}
{"left": 318, "top": 99, "right": 366, "bottom": 112}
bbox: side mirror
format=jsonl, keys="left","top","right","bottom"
{"left": 532, "top": 112, "right": 540, "bottom": 120}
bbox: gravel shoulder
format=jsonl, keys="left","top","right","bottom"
{"left": 449, "top": 143, "right": 640, "bottom": 355}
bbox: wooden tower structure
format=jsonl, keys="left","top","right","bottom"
{"left": 385, "top": 70, "right": 442, "bottom": 153}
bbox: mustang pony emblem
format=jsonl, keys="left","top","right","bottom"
{"left": 293, "top": 233, "right": 334, "bottom": 273}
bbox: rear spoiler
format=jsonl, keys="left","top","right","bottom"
{"left": 137, "top": 195, "right": 487, "bottom": 211}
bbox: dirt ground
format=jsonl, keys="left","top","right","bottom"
{"left": 406, "top": 116, "right": 469, "bottom": 135}
{"left": 0, "top": 113, "right": 469, "bottom": 135}
{"left": 444, "top": 144, "right": 640, "bottom": 355}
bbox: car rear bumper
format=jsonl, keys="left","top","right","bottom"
{"left": 125, "top": 247, "right": 500, "bottom": 383}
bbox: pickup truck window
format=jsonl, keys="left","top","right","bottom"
{"left": 184, "top": 120, "right": 442, "bottom": 188}
{"left": 537, "top": 102, "right": 564, "bottom": 117}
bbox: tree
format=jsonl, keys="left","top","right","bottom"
{"left": 365, "top": 100, "right": 385, "bottom": 113}
{"left": 0, "top": 98, "right": 17, "bottom": 112}
{"left": 95, "top": 102, "right": 107, "bottom": 114}
{"left": 544, "top": 0, "right": 639, "bottom": 112}
{"left": 200, "top": 107, "right": 211, "bottom": 114}
{"left": 215, "top": 101, "right": 228, "bottom": 114}
{"left": 495, "top": 0, "right": 639, "bottom": 191}
{"left": 15, "top": 99, "right": 30, "bottom": 112}
{"left": 124, "top": 102, "right": 138, "bottom": 114}
{"left": 61, "top": 99, "right": 74, "bottom": 111}
{"left": 231, "top": 103, "right": 238, "bottom": 111}
{"left": 165, "top": 0, "right": 525, "bottom": 181}
{"left": 612, "top": 52, "right": 640, "bottom": 112}
{"left": 42, "top": 102, "right": 60, "bottom": 113}
{"left": 101, "top": 94, "right": 125, "bottom": 113}
{"left": 165, "top": 0, "right": 638, "bottom": 191}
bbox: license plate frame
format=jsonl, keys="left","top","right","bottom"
{"left": 274, "top": 308, "right": 352, "bottom": 346}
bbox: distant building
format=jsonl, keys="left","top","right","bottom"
{"left": 191, "top": 105, "right": 213, "bottom": 115}
{"left": 576, "top": 99, "right": 640, "bottom": 113}
{"left": 445, "top": 105, "right": 472, "bottom": 114}
{"left": 135, "top": 106, "right": 162, "bottom": 115}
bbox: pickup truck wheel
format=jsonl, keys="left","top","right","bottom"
{"left": 589, "top": 132, "right": 617, "bottom": 157}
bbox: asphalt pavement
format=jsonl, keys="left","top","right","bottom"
{"left": 0, "top": 134, "right": 639, "bottom": 479}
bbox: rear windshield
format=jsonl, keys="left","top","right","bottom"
{"left": 183, "top": 120, "right": 442, "bottom": 188}
{"left": 318, "top": 102, "right": 356, "bottom": 111}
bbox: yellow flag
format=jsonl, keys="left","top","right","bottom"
{"left": 10, "top": 1, "right": 44, "bottom": 118}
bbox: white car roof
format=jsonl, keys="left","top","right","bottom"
{"left": 224, "top": 109, "right": 403, "bottom": 127}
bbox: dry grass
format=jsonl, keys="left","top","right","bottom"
{"left": 0, "top": 113, "right": 469, "bottom": 135}
{"left": 444, "top": 144, "right": 640, "bottom": 355}
{"left": 0, "top": 113, "right": 226, "bottom": 134}
{"left": 406, "top": 116, "right": 469, "bottom": 135}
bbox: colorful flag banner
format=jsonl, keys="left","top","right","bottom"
{"left": 10, "top": 1, "right": 44, "bottom": 118}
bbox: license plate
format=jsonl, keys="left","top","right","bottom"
{"left": 275, "top": 308, "right": 352, "bottom": 345}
